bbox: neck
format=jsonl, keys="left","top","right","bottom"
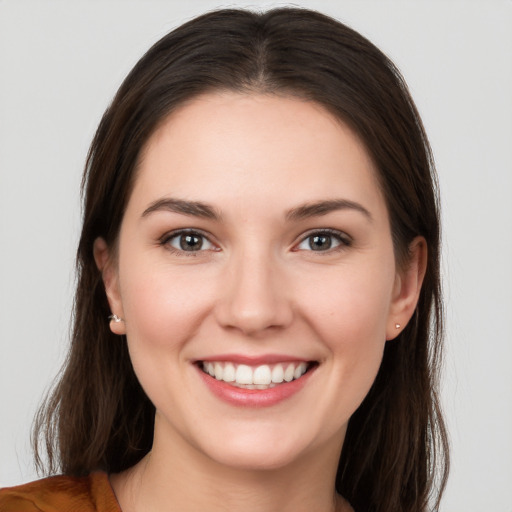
{"left": 110, "top": 415, "right": 350, "bottom": 512}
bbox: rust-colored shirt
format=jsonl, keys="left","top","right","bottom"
{"left": 0, "top": 472, "right": 121, "bottom": 511}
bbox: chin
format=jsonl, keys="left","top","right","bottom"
{"left": 207, "top": 444, "right": 302, "bottom": 472}
{"left": 192, "top": 422, "right": 320, "bottom": 472}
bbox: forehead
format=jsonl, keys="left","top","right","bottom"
{"left": 130, "top": 92, "right": 386, "bottom": 219}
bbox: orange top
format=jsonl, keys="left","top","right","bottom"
{"left": 0, "top": 472, "right": 121, "bottom": 512}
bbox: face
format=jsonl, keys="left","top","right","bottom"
{"left": 97, "top": 92, "right": 421, "bottom": 472}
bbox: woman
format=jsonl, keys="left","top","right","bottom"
{"left": 0, "top": 7, "right": 449, "bottom": 512}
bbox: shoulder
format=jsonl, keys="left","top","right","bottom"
{"left": 0, "top": 472, "right": 121, "bottom": 512}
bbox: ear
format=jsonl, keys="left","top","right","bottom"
{"left": 386, "top": 236, "right": 427, "bottom": 340}
{"left": 93, "top": 237, "right": 126, "bottom": 335}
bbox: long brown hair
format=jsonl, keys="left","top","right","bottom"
{"left": 33, "top": 8, "right": 449, "bottom": 511}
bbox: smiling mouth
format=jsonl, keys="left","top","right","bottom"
{"left": 198, "top": 361, "right": 317, "bottom": 389}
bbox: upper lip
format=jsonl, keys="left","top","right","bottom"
{"left": 195, "top": 354, "right": 313, "bottom": 365}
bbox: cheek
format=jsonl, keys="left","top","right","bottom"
{"left": 116, "top": 261, "right": 219, "bottom": 415}
{"left": 118, "top": 258, "right": 217, "bottom": 352}
{"left": 301, "top": 264, "right": 394, "bottom": 342}
{"left": 297, "top": 263, "right": 394, "bottom": 394}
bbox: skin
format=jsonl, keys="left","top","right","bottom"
{"left": 94, "top": 92, "right": 426, "bottom": 512}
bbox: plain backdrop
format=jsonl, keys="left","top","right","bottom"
{"left": 1, "top": 1, "right": 511, "bottom": 510}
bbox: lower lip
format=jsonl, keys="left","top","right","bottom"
{"left": 196, "top": 365, "right": 316, "bottom": 408}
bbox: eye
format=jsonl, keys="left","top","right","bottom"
{"left": 295, "top": 229, "right": 351, "bottom": 252}
{"left": 162, "top": 230, "right": 216, "bottom": 253}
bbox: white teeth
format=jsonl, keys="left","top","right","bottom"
{"left": 294, "top": 362, "right": 307, "bottom": 379}
{"left": 202, "top": 361, "right": 310, "bottom": 387}
{"left": 271, "top": 364, "right": 284, "bottom": 383}
{"left": 214, "top": 362, "right": 223, "bottom": 381}
{"left": 284, "top": 364, "right": 295, "bottom": 382}
{"left": 223, "top": 362, "right": 235, "bottom": 382}
{"left": 235, "top": 364, "right": 253, "bottom": 384}
{"left": 253, "top": 365, "right": 272, "bottom": 385}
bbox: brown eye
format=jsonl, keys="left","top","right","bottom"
{"left": 179, "top": 233, "right": 203, "bottom": 251}
{"left": 164, "top": 230, "right": 215, "bottom": 253}
{"left": 309, "top": 234, "right": 333, "bottom": 251}
{"left": 296, "top": 230, "right": 351, "bottom": 252}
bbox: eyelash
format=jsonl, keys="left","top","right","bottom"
{"left": 159, "top": 228, "right": 352, "bottom": 256}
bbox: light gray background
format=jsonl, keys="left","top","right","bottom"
{"left": 1, "top": 1, "right": 511, "bottom": 510}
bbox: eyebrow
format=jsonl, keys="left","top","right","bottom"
{"left": 285, "top": 199, "right": 373, "bottom": 222}
{"left": 141, "top": 197, "right": 372, "bottom": 223}
{"left": 141, "top": 197, "right": 221, "bottom": 220}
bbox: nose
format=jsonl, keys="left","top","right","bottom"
{"left": 214, "top": 248, "right": 293, "bottom": 336}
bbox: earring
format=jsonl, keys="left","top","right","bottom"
{"left": 109, "top": 314, "right": 124, "bottom": 323}
{"left": 395, "top": 323, "right": 401, "bottom": 329}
